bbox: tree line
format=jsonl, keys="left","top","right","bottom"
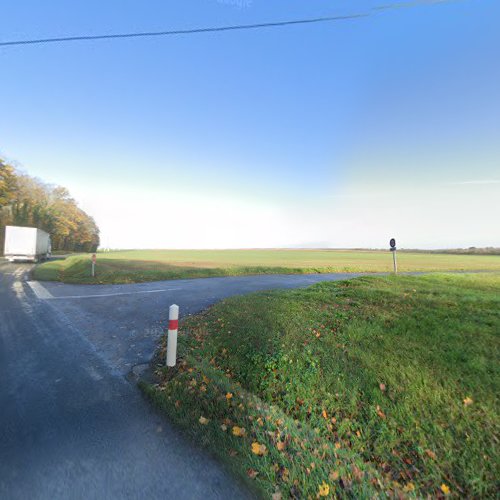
{"left": 0, "top": 158, "right": 99, "bottom": 253}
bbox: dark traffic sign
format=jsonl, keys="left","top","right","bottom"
{"left": 390, "top": 238, "right": 396, "bottom": 250}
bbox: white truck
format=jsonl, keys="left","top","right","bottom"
{"left": 3, "top": 226, "right": 52, "bottom": 263}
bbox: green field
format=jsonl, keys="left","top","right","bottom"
{"left": 143, "top": 273, "right": 500, "bottom": 498}
{"left": 34, "top": 249, "right": 500, "bottom": 284}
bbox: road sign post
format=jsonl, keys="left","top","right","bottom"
{"left": 390, "top": 238, "right": 397, "bottom": 274}
{"left": 91, "top": 253, "right": 96, "bottom": 277}
{"left": 166, "top": 304, "right": 179, "bottom": 367}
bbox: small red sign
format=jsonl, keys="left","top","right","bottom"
{"left": 92, "top": 253, "right": 97, "bottom": 263}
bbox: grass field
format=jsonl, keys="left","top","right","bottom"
{"left": 34, "top": 249, "right": 500, "bottom": 284}
{"left": 143, "top": 273, "right": 499, "bottom": 498}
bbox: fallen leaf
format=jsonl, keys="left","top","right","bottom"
{"left": 329, "top": 471, "right": 339, "bottom": 481}
{"left": 440, "top": 484, "right": 450, "bottom": 495}
{"left": 220, "top": 424, "right": 227, "bottom": 432}
{"left": 199, "top": 416, "right": 209, "bottom": 425}
{"left": 247, "top": 468, "right": 259, "bottom": 479}
{"left": 226, "top": 392, "right": 233, "bottom": 400}
{"left": 318, "top": 481, "right": 330, "bottom": 497}
{"left": 322, "top": 409, "right": 328, "bottom": 419}
{"left": 352, "top": 465, "right": 363, "bottom": 481}
{"left": 280, "top": 467, "right": 290, "bottom": 481}
{"left": 379, "top": 383, "right": 386, "bottom": 392}
{"left": 232, "top": 426, "right": 246, "bottom": 437}
{"left": 251, "top": 442, "right": 267, "bottom": 456}
{"left": 403, "top": 482, "right": 415, "bottom": 493}
{"left": 376, "top": 405, "right": 386, "bottom": 419}
{"left": 276, "top": 441, "right": 286, "bottom": 451}
{"left": 271, "top": 492, "right": 282, "bottom": 500}
{"left": 335, "top": 442, "right": 341, "bottom": 450}
{"left": 463, "top": 397, "right": 473, "bottom": 406}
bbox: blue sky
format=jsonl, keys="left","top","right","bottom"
{"left": 1, "top": 0, "right": 499, "bottom": 248}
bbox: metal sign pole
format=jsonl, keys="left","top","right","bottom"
{"left": 389, "top": 238, "right": 397, "bottom": 274}
{"left": 91, "top": 254, "right": 96, "bottom": 277}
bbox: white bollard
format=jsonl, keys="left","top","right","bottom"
{"left": 166, "top": 304, "right": 179, "bottom": 367}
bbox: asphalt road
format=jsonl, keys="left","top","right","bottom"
{"left": 29, "top": 271, "right": 366, "bottom": 375}
{"left": 0, "top": 262, "right": 365, "bottom": 500}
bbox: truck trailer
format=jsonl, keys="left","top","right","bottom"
{"left": 3, "top": 226, "right": 51, "bottom": 263}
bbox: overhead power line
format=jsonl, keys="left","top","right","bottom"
{"left": 0, "top": 14, "right": 367, "bottom": 48}
{"left": 0, "top": 0, "right": 460, "bottom": 48}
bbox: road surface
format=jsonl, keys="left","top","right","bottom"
{"left": 0, "top": 261, "right": 365, "bottom": 499}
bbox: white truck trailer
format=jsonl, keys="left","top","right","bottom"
{"left": 3, "top": 226, "right": 51, "bottom": 262}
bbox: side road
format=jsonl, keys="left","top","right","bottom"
{"left": 27, "top": 271, "right": 366, "bottom": 374}
{"left": 0, "top": 262, "right": 252, "bottom": 500}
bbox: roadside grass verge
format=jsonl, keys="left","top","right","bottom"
{"left": 34, "top": 249, "right": 500, "bottom": 284}
{"left": 142, "top": 273, "right": 499, "bottom": 498}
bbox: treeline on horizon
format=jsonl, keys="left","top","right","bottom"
{"left": 0, "top": 158, "right": 99, "bottom": 253}
{"left": 399, "top": 248, "right": 500, "bottom": 255}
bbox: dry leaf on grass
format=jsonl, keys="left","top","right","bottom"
{"left": 441, "top": 484, "right": 451, "bottom": 495}
{"left": 251, "top": 442, "right": 267, "bottom": 456}
{"left": 318, "top": 481, "right": 330, "bottom": 497}
{"left": 247, "top": 468, "right": 259, "bottom": 479}
{"left": 232, "top": 426, "right": 246, "bottom": 437}
{"left": 329, "top": 471, "right": 339, "bottom": 481}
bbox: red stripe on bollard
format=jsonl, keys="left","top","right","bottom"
{"left": 168, "top": 319, "right": 179, "bottom": 330}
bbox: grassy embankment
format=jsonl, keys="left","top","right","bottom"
{"left": 34, "top": 249, "right": 500, "bottom": 284}
{"left": 143, "top": 273, "right": 499, "bottom": 498}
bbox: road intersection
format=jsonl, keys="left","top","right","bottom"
{"left": 0, "top": 261, "right": 362, "bottom": 499}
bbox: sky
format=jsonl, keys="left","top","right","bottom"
{"left": 1, "top": 0, "right": 499, "bottom": 249}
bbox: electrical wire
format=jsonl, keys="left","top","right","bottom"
{"left": 0, "top": 0, "right": 461, "bottom": 48}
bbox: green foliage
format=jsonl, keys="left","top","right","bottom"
{"left": 0, "top": 158, "right": 99, "bottom": 253}
{"left": 145, "top": 273, "right": 500, "bottom": 497}
{"left": 34, "top": 249, "right": 500, "bottom": 284}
